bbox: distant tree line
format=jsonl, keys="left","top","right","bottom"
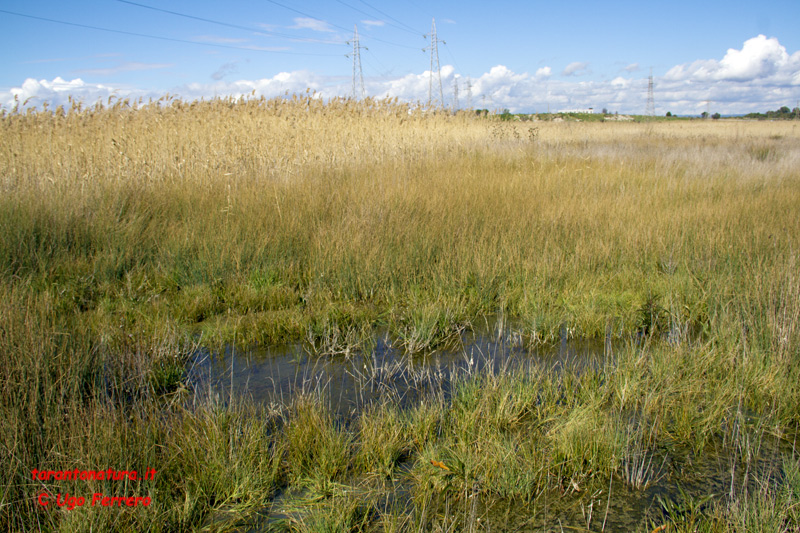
{"left": 744, "top": 106, "right": 800, "bottom": 120}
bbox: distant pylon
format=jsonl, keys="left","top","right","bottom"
{"left": 348, "top": 25, "right": 366, "bottom": 99}
{"left": 466, "top": 76, "right": 472, "bottom": 110}
{"left": 645, "top": 68, "right": 655, "bottom": 116}
{"left": 424, "top": 18, "right": 444, "bottom": 108}
{"left": 452, "top": 77, "right": 459, "bottom": 112}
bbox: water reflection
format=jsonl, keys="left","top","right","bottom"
{"left": 186, "top": 323, "right": 796, "bottom": 531}
{"left": 187, "top": 322, "right": 604, "bottom": 418}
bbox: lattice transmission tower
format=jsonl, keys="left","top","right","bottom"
{"left": 645, "top": 68, "right": 655, "bottom": 117}
{"left": 347, "top": 25, "right": 366, "bottom": 99}
{"left": 452, "top": 77, "right": 459, "bottom": 112}
{"left": 424, "top": 18, "right": 445, "bottom": 108}
{"left": 466, "top": 76, "right": 473, "bottom": 110}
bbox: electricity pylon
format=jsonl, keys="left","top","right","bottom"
{"left": 424, "top": 18, "right": 444, "bottom": 108}
{"left": 347, "top": 25, "right": 366, "bottom": 99}
{"left": 645, "top": 68, "right": 655, "bottom": 117}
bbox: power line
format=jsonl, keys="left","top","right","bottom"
{"left": 442, "top": 41, "right": 462, "bottom": 74}
{"left": 355, "top": 0, "right": 423, "bottom": 35}
{"left": 264, "top": 0, "right": 351, "bottom": 34}
{"left": 403, "top": 0, "right": 436, "bottom": 20}
{"left": 117, "top": 0, "right": 344, "bottom": 45}
{"left": 364, "top": 48, "right": 394, "bottom": 80}
{"left": 0, "top": 8, "right": 341, "bottom": 56}
{"left": 334, "top": 0, "right": 420, "bottom": 36}
{"left": 264, "top": 0, "right": 420, "bottom": 50}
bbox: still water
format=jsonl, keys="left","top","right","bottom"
{"left": 187, "top": 323, "right": 795, "bottom": 531}
{"left": 187, "top": 321, "right": 603, "bottom": 417}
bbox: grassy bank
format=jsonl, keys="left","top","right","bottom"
{"left": 1, "top": 97, "right": 799, "bottom": 531}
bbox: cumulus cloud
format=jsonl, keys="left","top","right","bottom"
{"left": 4, "top": 36, "right": 799, "bottom": 116}
{"left": 473, "top": 65, "right": 533, "bottom": 103}
{"left": 177, "top": 70, "right": 339, "bottom": 103}
{"left": 610, "top": 76, "right": 631, "bottom": 88}
{"left": 3, "top": 78, "right": 133, "bottom": 110}
{"left": 562, "top": 62, "right": 590, "bottom": 76}
{"left": 375, "top": 65, "right": 457, "bottom": 103}
{"left": 624, "top": 63, "right": 640, "bottom": 72}
{"left": 665, "top": 34, "right": 800, "bottom": 84}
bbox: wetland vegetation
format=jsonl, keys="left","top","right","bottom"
{"left": 1, "top": 96, "right": 799, "bottom": 531}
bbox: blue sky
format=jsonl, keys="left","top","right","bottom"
{"left": 2, "top": 0, "right": 799, "bottom": 114}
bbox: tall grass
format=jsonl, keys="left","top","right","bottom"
{"left": 2, "top": 96, "right": 799, "bottom": 530}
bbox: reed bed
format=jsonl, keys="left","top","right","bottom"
{"left": 1, "top": 96, "right": 799, "bottom": 531}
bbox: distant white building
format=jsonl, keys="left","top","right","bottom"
{"left": 558, "top": 107, "right": 595, "bottom": 114}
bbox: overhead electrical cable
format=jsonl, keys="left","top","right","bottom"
{"left": 0, "top": 8, "right": 342, "bottom": 56}
{"left": 403, "top": 0, "right": 436, "bottom": 20}
{"left": 116, "top": 0, "right": 344, "bottom": 45}
{"left": 264, "top": 0, "right": 353, "bottom": 33}
{"left": 364, "top": 48, "right": 394, "bottom": 81}
{"left": 442, "top": 41, "right": 463, "bottom": 74}
{"left": 264, "top": 0, "right": 420, "bottom": 50}
{"left": 355, "top": 0, "right": 422, "bottom": 35}
{"left": 333, "top": 0, "right": 420, "bottom": 36}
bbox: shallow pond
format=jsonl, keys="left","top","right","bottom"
{"left": 187, "top": 321, "right": 605, "bottom": 418}
{"left": 187, "top": 322, "right": 797, "bottom": 531}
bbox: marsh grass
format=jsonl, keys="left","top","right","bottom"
{"left": 283, "top": 394, "right": 352, "bottom": 494}
{"left": 356, "top": 401, "right": 411, "bottom": 478}
{"left": 2, "top": 97, "right": 800, "bottom": 530}
{"left": 618, "top": 418, "right": 667, "bottom": 490}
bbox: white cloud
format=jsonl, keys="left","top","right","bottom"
{"left": 4, "top": 36, "right": 799, "bottom": 116}
{"left": 291, "top": 17, "right": 335, "bottom": 33}
{"left": 610, "top": 76, "right": 631, "bottom": 88}
{"left": 562, "top": 62, "right": 590, "bottom": 77}
{"left": 175, "top": 70, "right": 347, "bottom": 103}
{"left": 3, "top": 78, "right": 129, "bottom": 110}
{"left": 624, "top": 63, "right": 640, "bottom": 72}
{"left": 465, "top": 66, "right": 531, "bottom": 107}
{"left": 665, "top": 34, "right": 800, "bottom": 84}
{"left": 361, "top": 20, "right": 385, "bottom": 27}
{"left": 376, "top": 66, "right": 456, "bottom": 103}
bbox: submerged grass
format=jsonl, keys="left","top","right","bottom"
{"left": 2, "top": 97, "right": 800, "bottom": 530}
